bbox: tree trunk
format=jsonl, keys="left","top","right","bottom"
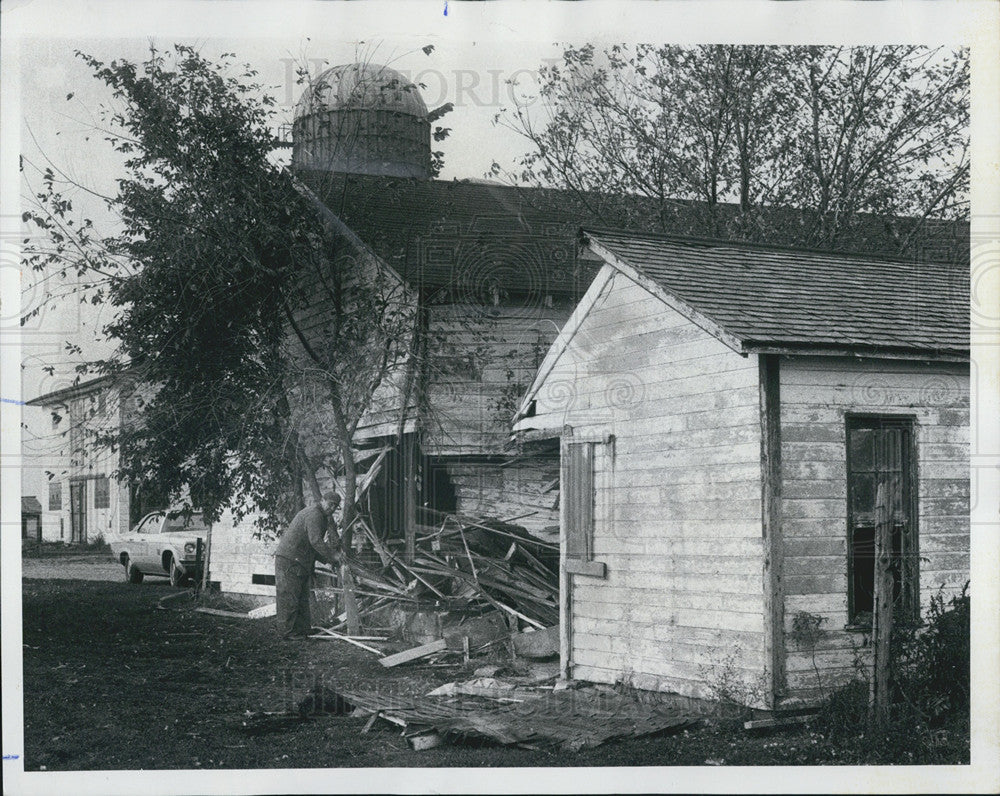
{"left": 869, "top": 479, "right": 894, "bottom": 729}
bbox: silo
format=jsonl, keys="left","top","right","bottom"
{"left": 291, "top": 63, "right": 430, "bottom": 179}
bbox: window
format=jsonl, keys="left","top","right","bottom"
{"left": 48, "top": 481, "right": 62, "bottom": 511}
{"left": 51, "top": 411, "right": 62, "bottom": 429}
{"left": 846, "top": 416, "right": 918, "bottom": 625}
{"left": 563, "top": 438, "right": 608, "bottom": 578}
{"left": 136, "top": 513, "right": 164, "bottom": 534}
{"left": 94, "top": 476, "right": 110, "bottom": 509}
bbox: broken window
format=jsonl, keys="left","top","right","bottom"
{"left": 846, "top": 416, "right": 918, "bottom": 625}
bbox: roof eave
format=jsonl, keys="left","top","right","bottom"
{"left": 743, "top": 341, "right": 970, "bottom": 363}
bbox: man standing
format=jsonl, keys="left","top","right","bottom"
{"left": 274, "top": 491, "right": 341, "bottom": 639}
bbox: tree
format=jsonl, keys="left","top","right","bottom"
{"left": 493, "top": 44, "right": 969, "bottom": 255}
{"left": 21, "top": 44, "right": 418, "bottom": 557}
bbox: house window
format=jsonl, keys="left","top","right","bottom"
{"left": 94, "top": 476, "right": 110, "bottom": 509}
{"left": 563, "top": 438, "right": 608, "bottom": 578}
{"left": 846, "top": 416, "right": 918, "bottom": 625}
{"left": 48, "top": 481, "right": 62, "bottom": 511}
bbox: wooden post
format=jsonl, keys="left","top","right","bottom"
{"left": 341, "top": 561, "right": 361, "bottom": 635}
{"left": 403, "top": 434, "right": 417, "bottom": 565}
{"left": 200, "top": 523, "right": 213, "bottom": 592}
{"left": 870, "top": 478, "right": 894, "bottom": 728}
{"left": 759, "top": 354, "right": 784, "bottom": 708}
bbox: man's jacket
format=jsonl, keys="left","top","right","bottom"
{"left": 275, "top": 505, "right": 337, "bottom": 567}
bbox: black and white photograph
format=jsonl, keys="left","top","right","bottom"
{"left": 2, "top": 1, "right": 998, "bottom": 794}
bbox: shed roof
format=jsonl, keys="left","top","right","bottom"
{"left": 583, "top": 228, "right": 969, "bottom": 359}
{"left": 21, "top": 496, "right": 42, "bottom": 515}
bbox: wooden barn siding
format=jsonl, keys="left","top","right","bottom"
{"left": 422, "top": 304, "right": 571, "bottom": 456}
{"left": 530, "top": 270, "right": 766, "bottom": 700}
{"left": 442, "top": 457, "right": 560, "bottom": 542}
{"left": 779, "top": 356, "right": 970, "bottom": 704}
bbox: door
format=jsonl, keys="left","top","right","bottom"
{"left": 132, "top": 513, "right": 165, "bottom": 571}
{"left": 70, "top": 482, "right": 87, "bottom": 544}
{"left": 846, "top": 417, "right": 918, "bottom": 625}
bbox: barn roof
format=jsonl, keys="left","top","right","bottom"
{"left": 583, "top": 228, "right": 969, "bottom": 359}
{"left": 296, "top": 171, "right": 968, "bottom": 302}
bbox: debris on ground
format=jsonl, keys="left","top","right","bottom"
{"left": 316, "top": 511, "right": 559, "bottom": 639}
{"left": 511, "top": 625, "right": 559, "bottom": 659}
{"left": 320, "top": 680, "right": 700, "bottom": 752}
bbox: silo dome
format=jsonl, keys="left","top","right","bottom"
{"left": 291, "top": 63, "right": 431, "bottom": 179}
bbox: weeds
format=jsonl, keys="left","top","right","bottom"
{"left": 812, "top": 584, "right": 970, "bottom": 764}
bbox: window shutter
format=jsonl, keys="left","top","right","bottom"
{"left": 565, "top": 442, "right": 594, "bottom": 559}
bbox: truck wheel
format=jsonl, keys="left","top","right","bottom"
{"left": 125, "top": 558, "right": 144, "bottom": 584}
{"left": 168, "top": 556, "right": 186, "bottom": 587}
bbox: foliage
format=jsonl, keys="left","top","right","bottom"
{"left": 494, "top": 44, "right": 969, "bottom": 255}
{"left": 700, "top": 647, "right": 768, "bottom": 722}
{"left": 21, "top": 45, "right": 422, "bottom": 536}
{"left": 891, "top": 582, "right": 970, "bottom": 722}
{"left": 813, "top": 584, "right": 970, "bottom": 763}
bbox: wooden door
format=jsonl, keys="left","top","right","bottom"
{"left": 70, "top": 482, "right": 87, "bottom": 544}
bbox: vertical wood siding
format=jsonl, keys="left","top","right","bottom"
{"left": 529, "top": 268, "right": 765, "bottom": 701}
{"left": 779, "top": 356, "right": 970, "bottom": 704}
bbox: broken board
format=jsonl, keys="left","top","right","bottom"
{"left": 378, "top": 639, "right": 447, "bottom": 668}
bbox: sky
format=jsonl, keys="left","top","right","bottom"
{"left": 16, "top": 34, "right": 570, "bottom": 394}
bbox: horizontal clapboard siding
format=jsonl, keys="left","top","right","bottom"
{"left": 530, "top": 267, "right": 765, "bottom": 703}
{"left": 779, "top": 356, "right": 970, "bottom": 704}
{"left": 423, "top": 305, "right": 571, "bottom": 456}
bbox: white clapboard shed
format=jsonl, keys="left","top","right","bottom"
{"left": 512, "top": 228, "right": 970, "bottom": 708}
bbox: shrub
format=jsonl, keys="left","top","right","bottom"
{"left": 892, "top": 582, "right": 970, "bottom": 723}
{"left": 813, "top": 583, "right": 970, "bottom": 764}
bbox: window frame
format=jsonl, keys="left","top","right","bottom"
{"left": 93, "top": 476, "right": 110, "bottom": 509}
{"left": 561, "top": 432, "right": 612, "bottom": 579}
{"left": 845, "top": 413, "right": 920, "bottom": 627}
{"left": 48, "top": 481, "right": 62, "bottom": 511}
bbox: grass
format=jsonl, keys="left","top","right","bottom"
{"left": 20, "top": 576, "right": 969, "bottom": 770}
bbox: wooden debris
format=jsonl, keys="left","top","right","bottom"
{"left": 333, "top": 683, "right": 699, "bottom": 751}
{"left": 194, "top": 607, "right": 250, "bottom": 619}
{"left": 743, "top": 714, "right": 815, "bottom": 732}
{"left": 307, "top": 631, "right": 384, "bottom": 655}
{"left": 361, "top": 711, "right": 381, "bottom": 734}
{"left": 379, "top": 639, "right": 447, "bottom": 668}
{"left": 247, "top": 602, "right": 276, "bottom": 619}
{"left": 406, "top": 731, "right": 443, "bottom": 751}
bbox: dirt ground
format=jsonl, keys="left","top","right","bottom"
{"left": 20, "top": 558, "right": 968, "bottom": 770}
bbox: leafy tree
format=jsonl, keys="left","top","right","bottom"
{"left": 21, "top": 44, "right": 416, "bottom": 555}
{"left": 494, "top": 44, "right": 969, "bottom": 254}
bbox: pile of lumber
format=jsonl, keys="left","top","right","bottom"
{"left": 318, "top": 511, "right": 559, "bottom": 632}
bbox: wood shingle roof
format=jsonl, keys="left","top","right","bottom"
{"left": 583, "top": 228, "right": 969, "bottom": 359}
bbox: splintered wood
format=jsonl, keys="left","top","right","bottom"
{"left": 334, "top": 685, "right": 699, "bottom": 751}
{"left": 321, "top": 510, "right": 559, "bottom": 634}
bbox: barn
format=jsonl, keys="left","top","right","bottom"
{"left": 512, "top": 227, "right": 970, "bottom": 708}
